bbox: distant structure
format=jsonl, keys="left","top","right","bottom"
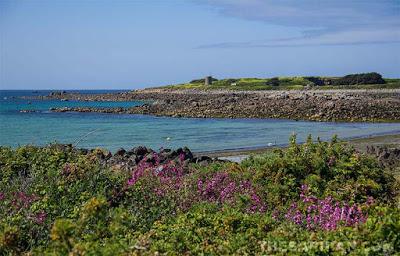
{"left": 205, "top": 76, "right": 213, "bottom": 85}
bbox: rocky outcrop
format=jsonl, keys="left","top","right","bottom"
{"left": 47, "top": 144, "right": 221, "bottom": 172}
{"left": 366, "top": 146, "right": 400, "bottom": 169}
{"left": 90, "top": 146, "right": 219, "bottom": 172}
{"left": 48, "top": 89, "right": 400, "bottom": 122}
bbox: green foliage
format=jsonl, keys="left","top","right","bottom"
{"left": 0, "top": 145, "right": 125, "bottom": 254}
{"left": 0, "top": 136, "right": 399, "bottom": 255}
{"left": 242, "top": 135, "right": 398, "bottom": 207}
{"left": 266, "top": 77, "right": 280, "bottom": 86}
{"left": 134, "top": 204, "right": 399, "bottom": 255}
{"left": 331, "top": 72, "right": 385, "bottom": 85}
{"left": 162, "top": 73, "right": 400, "bottom": 91}
{"left": 138, "top": 203, "right": 273, "bottom": 255}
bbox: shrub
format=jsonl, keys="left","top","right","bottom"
{"left": 242, "top": 135, "right": 398, "bottom": 208}
{"left": 135, "top": 203, "right": 273, "bottom": 255}
{"left": 332, "top": 72, "right": 385, "bottom": 85}
{"left": 0, "top": 136, "right": 399, "bottom": 254}
{"left": 304, "top": 76, "right": 325, "bottom": 86}
{"left": 266, "top": 77, "right": 280, "bottom": 86}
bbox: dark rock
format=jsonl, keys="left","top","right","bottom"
{"left": 367, "top": 146, "right": 400, "bottom": 168}
{"left": 132, "top": 146, "right": 150, "bottom": 156}
{"left": 78, "top": 148, "right": 89, "bottom": 155}
{"left": 105, "top": 151, "right": 112, "bottom": 160}
{"left": 115, "top": 148, "right": 126, "bottom": 156}
{"left": 182, "top": 147, "right": 193, "bottom": 160}
{"left": 145, "top": 153, "right": 156, "bottom": 163}
{"left": 195, "top": 155, "right": 212, "bottom": 163}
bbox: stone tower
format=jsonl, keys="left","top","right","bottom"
{"left": 205, "top": 76, "right": 213, "bottom": 85}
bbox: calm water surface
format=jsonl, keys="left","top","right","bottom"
{"left": 1, "top": 90, "right": 400, "bottom": 152}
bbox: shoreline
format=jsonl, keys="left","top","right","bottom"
{"left": 202, "top": 133, "right": 400, "bottom": 161}
{"left": 10, "top": 89, "right": 400, "bottom": 162}
{"left": 28, "top": 88, "right": 400, "bottom": 122}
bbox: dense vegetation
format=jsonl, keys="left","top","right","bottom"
{"left": 164, "top": 73, "right": 400, "bottom": 90}
{"left": 1, "top": 136, "right": 399, "bottom": 255}
{"left": 329, "top": 72, "right": 385, "bottom": 85}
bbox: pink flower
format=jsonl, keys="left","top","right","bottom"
{"left": 285, "top": 184, "right": 369, "bottom": 231}
{"left": 35, "top": 211, "right": 47, "bottom": 224}
{"left": 179, "top": 153, "right": 185, "bottom": 162}
{"left": 366, "top": 196, "right": 375, "bottom": 206}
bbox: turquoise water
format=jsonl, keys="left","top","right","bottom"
{"left": 1, "top": 90, "right": 400, "bottom": 152}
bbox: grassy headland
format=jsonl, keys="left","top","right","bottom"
{"left": 160, "top": 73, "right": 400, "bottom": 91}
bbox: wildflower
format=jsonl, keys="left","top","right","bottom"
{"left": 35, "top": 211, "right": 47, "bottom": 224}
{"left": 285, "top": 184, "right": 369, "bottom": 231}
{"left": 272, "top": 209, "right": 280, "bottom": 220}
{"left": 197, "top": 171, "right": 265, "bottom": 213}
{"left": 327, "top": 156, "right": 336, "bottom": 166}
{"left": 179, "top": 153, "right": 185, "bottom": 162}
{"left": 11, "top": 191, "right": 37, "bottom": 210}
{"left": 366, "top": 196, "right": 375, "bottom": 206}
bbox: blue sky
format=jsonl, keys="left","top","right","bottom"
{"left": 0, "top": 0, "right": 399, "bottom": 89}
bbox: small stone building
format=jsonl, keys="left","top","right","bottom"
{"left": 205, "top": 76, "right": 213, "bottom": 85}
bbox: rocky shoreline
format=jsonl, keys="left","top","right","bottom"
{"left": 54, "top": 144, "right": 226, "bottom": 173}
{"left": 44, "top": 88, "right": 400, "bottom": 122}
{"left": 43, "top": 138, "right": 400, "bottom": 175}
{"left": 42, "top": 136, "right": 400, "bottom": 170}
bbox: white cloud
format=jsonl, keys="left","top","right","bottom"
{"left": 198, "top": 27, "right": 400, "bottom": 48}
{"left": 195, "top": 0, "right": 400, "bottom": 48}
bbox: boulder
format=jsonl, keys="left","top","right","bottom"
{"left": 132, "top": 146, "right": 151, "bottom": 156}
{"left": 115, "top": 148, "right": 126, "bottom": 156}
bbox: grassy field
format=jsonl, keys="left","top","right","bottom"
{"left": 160, "top": 77, "right": 400, "bottom": 91}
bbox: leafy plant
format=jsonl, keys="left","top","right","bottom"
{"left": 0, "top": 135, "right": 399, "bottom": 255}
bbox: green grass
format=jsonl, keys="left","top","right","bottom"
{"left": 159, "top": 77, "right": 400, "bottom": 91}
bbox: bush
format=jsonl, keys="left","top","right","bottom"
{"left": 304, "top": 76, "right": 325, "bottom": 86}
{"left": 332, "top": 72, "right": 385, "bottom": 85}
{"left": 0, "top": 136, "right": 399, "bottom": 254}
{"left": 266, "top": 77, "right": 280, "bottom": 86}
{"left": 242, "top": 135, "right": 398, "bottom": 207}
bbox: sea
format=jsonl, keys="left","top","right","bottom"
{"left": 1, "top": 90, "right": 400, "bottom": 153}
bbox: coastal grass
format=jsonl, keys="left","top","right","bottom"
{"left": 161, "top": 77, "right": 400, "bottom": 91}
{"left": 1, "top": 135, "right": 399, "bottom": 255}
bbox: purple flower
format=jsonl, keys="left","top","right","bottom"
{"left": 366, "top": 196, "right": 375, "bottom": 205}
{"left": 35, "top": 211, "right": 47, "bottom": 224}
{"left": 285, "top": 184, "right": 369, "bottom": 231}
{"left": 197, "top": 171, "right": 265, "bottom": 213}
{"left": 179, "top": 153, "right": 185, "bottom": 162}
{"left": 272, "top": 210, "right": 280, "bottom": 220}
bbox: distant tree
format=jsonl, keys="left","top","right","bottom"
{"left": 266, "top": 77, "right": 280, "bottom": 86}
{"left": 303, "top": 77, "right": 325, "bottom": 86}
{"left": 332, "top": 72, "right": 385, "bottom": 85}
{"left": 225, "top": 79, "right": 238, "bottom": 84}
